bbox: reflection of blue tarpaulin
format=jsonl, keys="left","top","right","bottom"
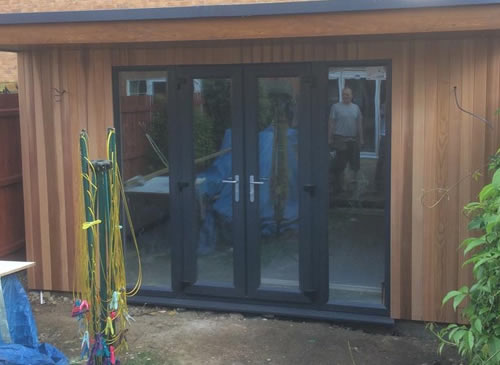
{"left": 0, "top": 275, "right": 67, "bottom": 365}
{"left": 197, "top": 127, "right": 298, "bottom": 253}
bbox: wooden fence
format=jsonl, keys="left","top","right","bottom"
{"left": 0, "top": 93, "right": 24, "bottom": 257}
{"left": 120, "top": 95, "right": 154, "bottom": 180}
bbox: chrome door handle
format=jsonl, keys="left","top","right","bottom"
{"left": 249, "top": 175, "right": 265, "bottom": 203}
{"left": 222, "top": 175, "right": 239, "bottom": 202}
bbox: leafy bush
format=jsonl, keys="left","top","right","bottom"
{"left": 429, "top": 152, "right": 500, "bottom": 364}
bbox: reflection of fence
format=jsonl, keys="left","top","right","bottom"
{"left": 0, "top": 94, "right": 25, "bottom": 257}
{"left": 120, "top": 95, "right": 154, "bottom": 180}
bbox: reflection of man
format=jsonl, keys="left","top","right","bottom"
{"left": 328, "top": 87, "right": 363, "bottom": 193}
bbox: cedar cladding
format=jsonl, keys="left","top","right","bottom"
{"left": 17, "top": 36, "right": 500, "bottom": 323}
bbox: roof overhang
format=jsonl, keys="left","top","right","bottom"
{"left": 0, "top": 0, "right": 499, "bottom": 51}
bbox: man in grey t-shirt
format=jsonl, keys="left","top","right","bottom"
{"left": 328, "top": 87, "right": 364, "bottom": 193}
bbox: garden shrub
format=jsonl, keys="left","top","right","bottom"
{"left": 429, "top": 152, "right": 500, "bottom": 364}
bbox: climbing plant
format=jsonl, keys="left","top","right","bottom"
{"left": 429, "top": 149, "right": 500, "bottom": 364}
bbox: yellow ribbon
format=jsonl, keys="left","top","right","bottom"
{"left": 82, "top": 220, "right": 102, "bottom": 230}
{"left": 105, "top": 316, "right": 114, "bottom": 336}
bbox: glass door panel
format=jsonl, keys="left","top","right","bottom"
{"left": 192, "top": 77, "right": 234, "bottom": 284}
{"left": 326, "top": 65, "right": 388, "bottom": 305}
{"left": 177, "top": 67, "right": 244, "bottom": 296}
{"left": 256, "top": 77, "right": 301, "bottom": 290}
{"left": 118, "top": 70, "right": 171, "bottom": 289}
{"left": 245, "top": 65, "right": 315, "bottom": 302}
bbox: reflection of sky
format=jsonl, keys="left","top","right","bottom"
{"left": 193, "top": 79, "right": 202, "bottom": 93}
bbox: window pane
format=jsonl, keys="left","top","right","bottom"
{"left": 119, "top": 71, "right": 171, "bottom": 289}
{"left": 193, "top": 78, "right": 235, "bottom": 284}
{"left": 257, "top": 77, "right": 300, "bottom": 290}
{"left": 327, "top": 66, "right": 387, "bottom": 304}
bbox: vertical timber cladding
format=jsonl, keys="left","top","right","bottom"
{"left": 16, "top": 36, "right": 500, "bottom": 322}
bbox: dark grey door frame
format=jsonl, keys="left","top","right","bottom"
{"left": 243, "top": 63, "right": 317, "bottom": 304}
{"left": 175, "top": 65, "right": 246, "bottom": 298}
{"left": 113, "top": 60, "right": 391, "bottom": 321}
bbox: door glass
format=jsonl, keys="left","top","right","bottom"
{"left": 344, "top": 79, "right": 376, "bottom": 154}
{"left": 192, "top": 78, "right": 235, "bottom": 284}
{"left": 118, "top": 71, "right": 170, "bottom": 288}
{"left": 257, "top": 77, "right": 300, "bottom": 290}
{"left": 327, "top": 66, "right": 387, "bottom": 304}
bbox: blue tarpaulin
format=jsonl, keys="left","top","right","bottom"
{"left": 197, "top": 127, "right": 299, "bottom": 253}
{"left": 0, "top": 275, "right": 68, "bottom": 365}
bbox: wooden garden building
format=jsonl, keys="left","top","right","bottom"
{"left": 0, "top": 0, "right": 499, "bottom": 325}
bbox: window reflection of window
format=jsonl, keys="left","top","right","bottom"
{"left": 126, "top": 78, "right": 167, "bottom": 97}
{"left": 128, "top": 80, "right": 147, "bottom": 96}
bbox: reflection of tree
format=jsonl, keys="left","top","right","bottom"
{"left": 269, "top": 91, "right": 294, "bottom": 234}
{"left": 193, "top": 109, "right": 217, "bottom": 169}
{"left": 197, "top": 79, "right": 232, "bottom": 161}
{"left": 259, "top": 82, "right": 274, "bottom": 131}
{"left": 147, "top": 79, "right": 232, "bottom": 173}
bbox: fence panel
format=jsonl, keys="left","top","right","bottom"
{"left": 0, "top": 94, "right": 24, "bottom": 257}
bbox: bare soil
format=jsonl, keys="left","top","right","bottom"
{"left": 28, "top": 291, "right": 464, "bottom": 365}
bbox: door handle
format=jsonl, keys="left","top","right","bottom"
{"left": 222, "top": 175, "right": 239, "bottom": 202}
{"left": 249, "top": 175, "right": 265, "bottom": 203}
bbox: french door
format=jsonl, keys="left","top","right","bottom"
{"left": 174, "top": 64, "right": 318, "bottom": 302}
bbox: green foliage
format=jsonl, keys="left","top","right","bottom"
{"left": 146, "top": 79, "right": 232, "bottom": 172}
{"left": 429, "top": 152, "right": 500, "bottom": 364}
{"left": 193, "top": 109, "right": 217, "bottom": 161}
{"left": 200, "top": 79, "right": 231, "bottom": 145}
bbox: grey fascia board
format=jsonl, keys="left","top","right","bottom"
{"left": 0, "top": 0, "right": 499, "bottom": 25}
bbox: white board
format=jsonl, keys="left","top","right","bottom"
{"left": 0, "top": 261, "right": 35, "bottom": 277}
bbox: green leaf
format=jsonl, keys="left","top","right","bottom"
{"left": 480, "top": 184, "right": 496, "bottom": 202}
{"left": 464, "top": 237, "right": 486, "bottom": 255}
{"left": 486, "top": 221, "right": 496, "bottom": 234}
{"left": 448, "top": 326, "right": 461, "bottom": 342}
{"left": 458, "top": 286, "right": 469, "bottom": 294}
{"left": 473, "top": 318, "right": 483, "bottom": 334}
{"left": 453, "top": 329, "right": 467, "bottom": 343}
{"left": 465, "top": 202, "right": 481, "bottom": 210}
{"left": 438, "top": 342, "right": 445, "bottom": 355}
{"left": 442, "top": 290, "right": 463, "bottom": 305}
{"left": 488, "top": 337, "right": 500, "bottom": 362}
{"left": 493, "top": 170, "right": 500, "bottom": 189}
{"left": 463, "top": 252, "right": 485, "bottom": 266}
{"left": 461, "top": 237, "right": 476, "bottom": 248}
{"left": 468, "top": 331, "right": 475, "bottom": 350}
{"left": 468, "top": 216, "right": 483, "bottom": 231}
{"left": 453, "top": 293, "right": 467, "bottom": 311}
{"left": 474, "top": 256, "right": 493, "bottom": 272}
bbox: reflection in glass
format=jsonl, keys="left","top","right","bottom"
{"left": 119, "top": 71, "right": 171, "bottom": 288}
{"left": 192, "top": 78, "right": 234, "bottom": 284}
{"left": 257, "top": 77, "right": 300, "bottom": 290}
{"left": 327, "top": 66, "right": 387, "bottom": 304}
